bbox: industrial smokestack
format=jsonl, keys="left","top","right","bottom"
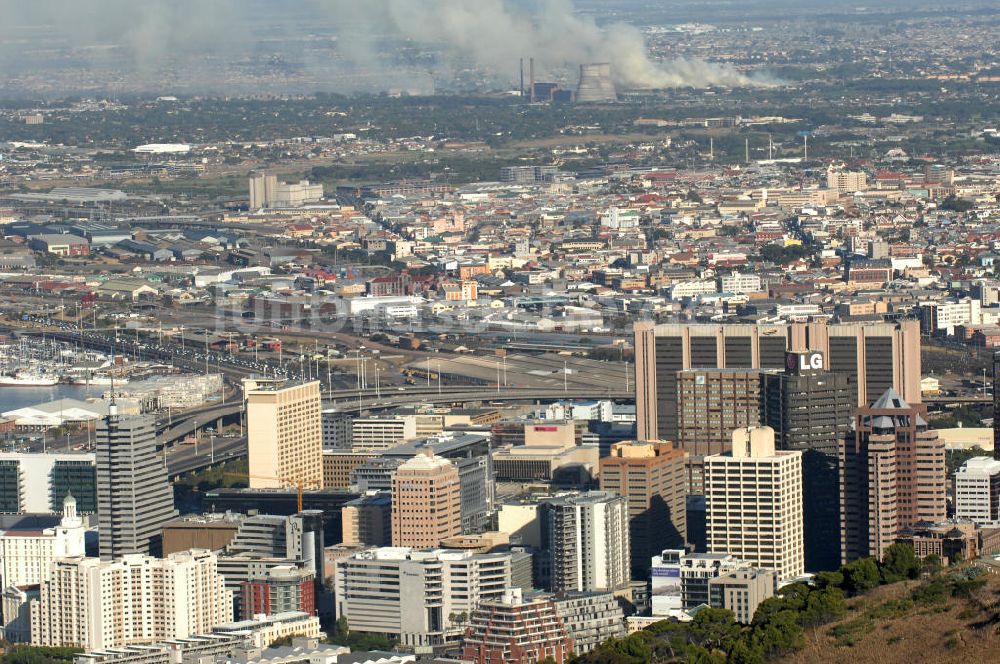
{"left": 529, "top": 57, "right": 535, "bottom": 102}
{"left": 520, "top": 58, "right": 525, "bottom": 98}
{"left": 576, "top": 62, "right": 617, "bottom": 103}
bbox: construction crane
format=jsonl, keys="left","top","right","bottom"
{"left": 224, "top": 472, "right": 319, "bottom": 512}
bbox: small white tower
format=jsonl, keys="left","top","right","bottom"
{"left": 55, "top": 493, "right": 86, "bottom": 558}
{"left": 61, "top": 493, "right": 81, "bottom": 527}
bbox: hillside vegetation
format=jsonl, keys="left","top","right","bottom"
{"left": 573, "top": 545, "right": 1000, "bottom": 664}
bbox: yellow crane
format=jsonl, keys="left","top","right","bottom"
{"left": 224, "top": 472, "right": 319, "bottom": 513}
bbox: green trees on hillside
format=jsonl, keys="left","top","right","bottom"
{"left": 573, "top": 544, "right": 947, "bottom": 664}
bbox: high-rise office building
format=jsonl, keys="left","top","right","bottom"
{"left": 954, "top": 457, "right": 1000, "bottom": 524}
{"left": 704, "top": 427, "right": 804, "bottom": 581}
{"left": 994, "top": 351, "right": 1000, "bottom": 462}
{"left": 0, "top": 452, "right": 96, "bottom": 514}
{"left": 245, "top": 379, "right": 322, "bottom": 490}
{"left": 31, "top": 549, "right": 232, "bottom": 651}
{"left": 214, "top": 512, "right": 323, "bottom": 616}
{"left": 599, "top": 440, "right": 686, "bottom": 577}
{"left": 341, "top": 492, "right": 392, "bottom": 546}
{"left": 460, "top": 589, "right": 574, "bottom": 664}
{"left": 675, "top": 368, "right": 769, "bottom": 492}
{"left": 762, "top": 350, "right": 855, "bottom": 571}
{"left": 334, "top": 547, "right": 512, "bottom": 647}
{"left": 634, "top": 321, "right": 922, "bottom": 442}
{"left": 383, "top": 433, "right": 494, "bottom": 534}
{"left": 840, "top": 389, "right": 947, "bottom": 562}
{"left": 391, "top": 451, "right": 462, "bottom": 547}
{"left": 762, "top": 351, "right": 855, "bottom": 455}
{"left": 96, "top": 404, "right": 177, "bottom": 560}
{"left": 541, "top": 491, "right": 631, "bottom": 596}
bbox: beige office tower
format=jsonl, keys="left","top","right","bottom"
{"left": 704, "top": 427, "right": 804, "bottom": 581}
{"left": 634, "top": 321, "right": 921, "bottom": 442}
{"left": 391, "top": 451, "right": 463, "bottom": 547}
{"left": 245, "top": 379, "right": 322, "bottom": 490}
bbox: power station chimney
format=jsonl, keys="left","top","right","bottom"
{"left": 529, "top": 57, "right": 535, "bottom": 102}
{"left": 520, "top": 58, "right": 525, "bottom": 98}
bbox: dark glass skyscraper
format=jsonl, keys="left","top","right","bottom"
{"left": 96, "top": 404, "right": 177, "bottom": 560}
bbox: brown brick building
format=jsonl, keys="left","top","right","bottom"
{"left": 599, "top": 440, "right": 687, "bottom": 577}
{"left": 460, "top": 589, "right": 573, "bottom": 664}
{"left": 840, "top": 388, "right": 947, "bottom": 563}
{"left": 391, "top": 450, "right": 462, "bottom": 547}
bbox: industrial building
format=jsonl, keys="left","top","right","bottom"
{"left": 575, "top": 63, "right": 617, "bottom": 103}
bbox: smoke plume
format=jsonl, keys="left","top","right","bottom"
{"left": 326, "top": 0, "right": 766, "bottom": 89}
{"left": 0, "top": 0, "right": 770, "bottom": 95}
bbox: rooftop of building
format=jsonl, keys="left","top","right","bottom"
{"left": 382, "top": 432, "right": 490, "bottom": 458}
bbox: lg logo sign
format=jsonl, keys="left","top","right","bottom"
{"left": 786, "top": 352, "right": 824, "bottom": 372}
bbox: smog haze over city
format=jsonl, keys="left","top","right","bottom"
{"left": 2, "top": 0, "right": 990, "bottom": 96}
{"left": 4, "top": 1, "right": 1000, "bottom": 664}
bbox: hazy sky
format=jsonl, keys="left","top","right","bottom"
{"left": 0, "top": 0, "right": 770, "bottom": 94}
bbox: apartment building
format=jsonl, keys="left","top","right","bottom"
{"left": 954, "top": 457, "right": 1000, "bottom": 524}
{"left": 31, "top": 550, "right": 232, "bottom": 651}
{"left": 460, "top": 589, "right": 574, "bottom": 664}
{"left": 0, "top": 495, "right": 86, "bottom": 590}
{"left": 541, "top": 492, "right": 631, "bottom": 597}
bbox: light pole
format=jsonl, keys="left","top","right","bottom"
{"left": 210, "top": 433, "right": 215, "bottom": 465}
{"left": 354, "top": 349, "right": 362, "bottom": 390}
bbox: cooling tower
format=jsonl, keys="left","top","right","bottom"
{"left": 576, "top": 62, "right": 616, "bottom": 103}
